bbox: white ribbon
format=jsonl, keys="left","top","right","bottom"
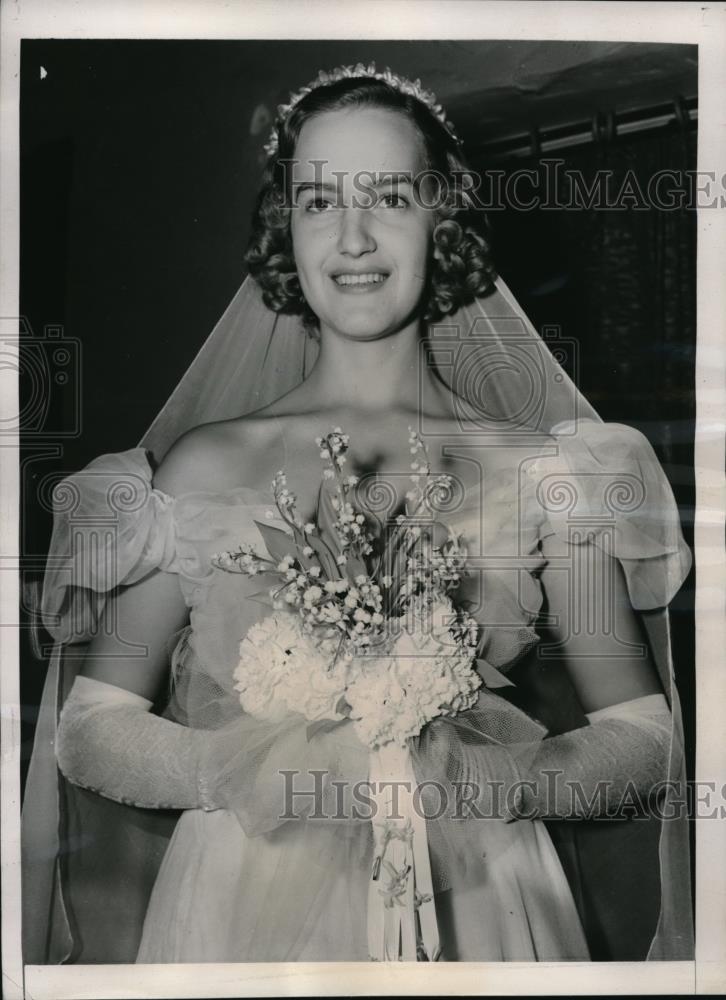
{"left": 367, "top": 743, "right": 440, "bottom": 961}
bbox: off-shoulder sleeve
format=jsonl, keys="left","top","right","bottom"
{"left": 41, "top": 448, "right": 178, "bottom": 643}
{"left": 529, "top": 419, "right": 692, "bottom": 609}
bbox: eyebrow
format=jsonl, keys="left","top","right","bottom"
{"left": 292, "top": 173, "right": 415, "bottom": 197}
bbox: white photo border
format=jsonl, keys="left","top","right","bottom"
{"left": 1, "top": 2, "right": 724, "bottom": 997}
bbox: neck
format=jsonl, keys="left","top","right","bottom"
{"left": 303, "top": 317, "right": 435, "bottom": 412}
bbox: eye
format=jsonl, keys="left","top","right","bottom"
{"left": 379, "top": 192, "right": 409, "bottom": 209}
{"left": 305, "top": 197, "right": 335, "bottom": 213}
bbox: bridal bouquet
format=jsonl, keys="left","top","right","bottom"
{"left": 212, "top": 427, "right": 482, "bottom": 749}
{"left": 213, "top": 426, "right": 482, "bottom": 961}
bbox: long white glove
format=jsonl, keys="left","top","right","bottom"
{"left": 55, "top": 675, "right": 219, "bottom": 810}
{"left": 505, "top": 692, "right": 673, "bottom": 820}
{"left": 55, "top": 675, "right": 370, "bottom": 825}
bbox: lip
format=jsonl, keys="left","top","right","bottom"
{"left": 329, "top": 269, "right": 390, "bottom": 293}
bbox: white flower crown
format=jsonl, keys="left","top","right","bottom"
{"left": 263, "top": 62, "right": 461, "bottom": 158}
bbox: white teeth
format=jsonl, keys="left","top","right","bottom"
{"left": 334, "top": 273, "right": 386, "bottom": 286}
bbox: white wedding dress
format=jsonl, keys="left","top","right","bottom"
{"left": 40, "top": 418, "right": 690, "bottom": 962}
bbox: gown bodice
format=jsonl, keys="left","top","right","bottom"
{"left": 42, "top": 418, "right": 691, "bottom": 704}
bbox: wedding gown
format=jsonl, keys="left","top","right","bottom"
{"left": 39, "top": 418, "right": 691, "bottom": 963}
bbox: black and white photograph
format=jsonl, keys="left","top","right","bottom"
{"left": 1, "top": 2, "right": 724, "bottom": 997}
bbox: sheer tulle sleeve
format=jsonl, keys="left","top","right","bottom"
{"left": 41, "top": 448, "right": 178, "bottom": 644}
{"left": 524, "top": 418, "right": 694, "bottom": 959}
{"left": 529, "top": 419, "right": 692, "bottom": 609}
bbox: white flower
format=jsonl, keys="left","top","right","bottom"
{"left": 285, "top": 656, "right": 349, "bottom": 723}
{"left": 304, "top": 522, "right": 316, "bottom": 534}
{"left": 303, "top": 546, "right": 314, "bottom": 557}
{"left": 342, "top": 599, "right": 481, "bottom": 749}
{"left": 303, "top": 585, "right": 323, "bottom": 604}
{"left": 233, "top": 614, "right": 304, "bottom": 721}
{"left": 234, "top": 611, "right": 348, "bottom": 724}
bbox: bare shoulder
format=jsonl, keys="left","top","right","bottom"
{"left": 151, "top": 416, "right": 282, "bottom": 497}
{"left": 422, "top": 409, "right": 554, "bottom": 455}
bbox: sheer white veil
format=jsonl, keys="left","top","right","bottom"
{"left": 140, "top": 273, "right": 599, "bottom": 463}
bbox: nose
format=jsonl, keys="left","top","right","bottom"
{"left": 336, "top": 207, "right": 376, "bottom": 257}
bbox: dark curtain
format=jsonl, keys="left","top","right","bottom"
{"left": 489, "top": 128, "right": 695, "bottom": 449}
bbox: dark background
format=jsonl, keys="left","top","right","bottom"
{"left": 19, "top": 39, "right": 697, "bottom": 833}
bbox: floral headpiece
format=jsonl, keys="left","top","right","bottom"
{"left": 263, "top": 62, "right": 461, "bottom": 158}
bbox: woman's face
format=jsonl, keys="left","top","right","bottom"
{"left": 289, "top": 107, "right": 435, "bottom": 341}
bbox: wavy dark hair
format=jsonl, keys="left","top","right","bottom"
{"left": 244, "top": 75, "right": 496, "bottom": 335}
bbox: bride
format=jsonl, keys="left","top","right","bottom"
{"left": 26, "top": 65, "right": 693, "bottom": 964}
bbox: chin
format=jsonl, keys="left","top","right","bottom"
{"left": 335, "top": 322, "right": 397, "bottom": 341}
{"left": 321, "top": 306, "right": 420, "bottom": 342}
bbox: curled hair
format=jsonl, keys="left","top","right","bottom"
{"left": 244, "top": 76, "right": 496, "bottom": 335}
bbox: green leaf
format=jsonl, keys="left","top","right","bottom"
{"left": 378, "top": 523, "right": 403, "bottom": 576}
{"left": 316, "top": 483, "right": 341, "bottom": 546}
{"left": 246, "top": 590, "right": 275, "bottom": 608}
{"left": 306, "top": 533, "right": 342, "bottom": 581}
{"left": 291, "top": 522, "right": 315, "bottom": 571}
{"left": 305, "top": 716, "right": 349, "bottom": 742}
{"left": 308, "top": 482, "right": 345, "bottom": 579}
{"left": 253, "top": 521, "right": 297, "bottom": 564}
{"left": 391, "top": 532, "right": 416, "bottom": 586}
{"left": 345, "top": 555, "right": 369, "bottom": 585}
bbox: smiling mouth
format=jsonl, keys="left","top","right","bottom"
{"left": 332, "top": 273, "right": 389, "bottom": 287}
